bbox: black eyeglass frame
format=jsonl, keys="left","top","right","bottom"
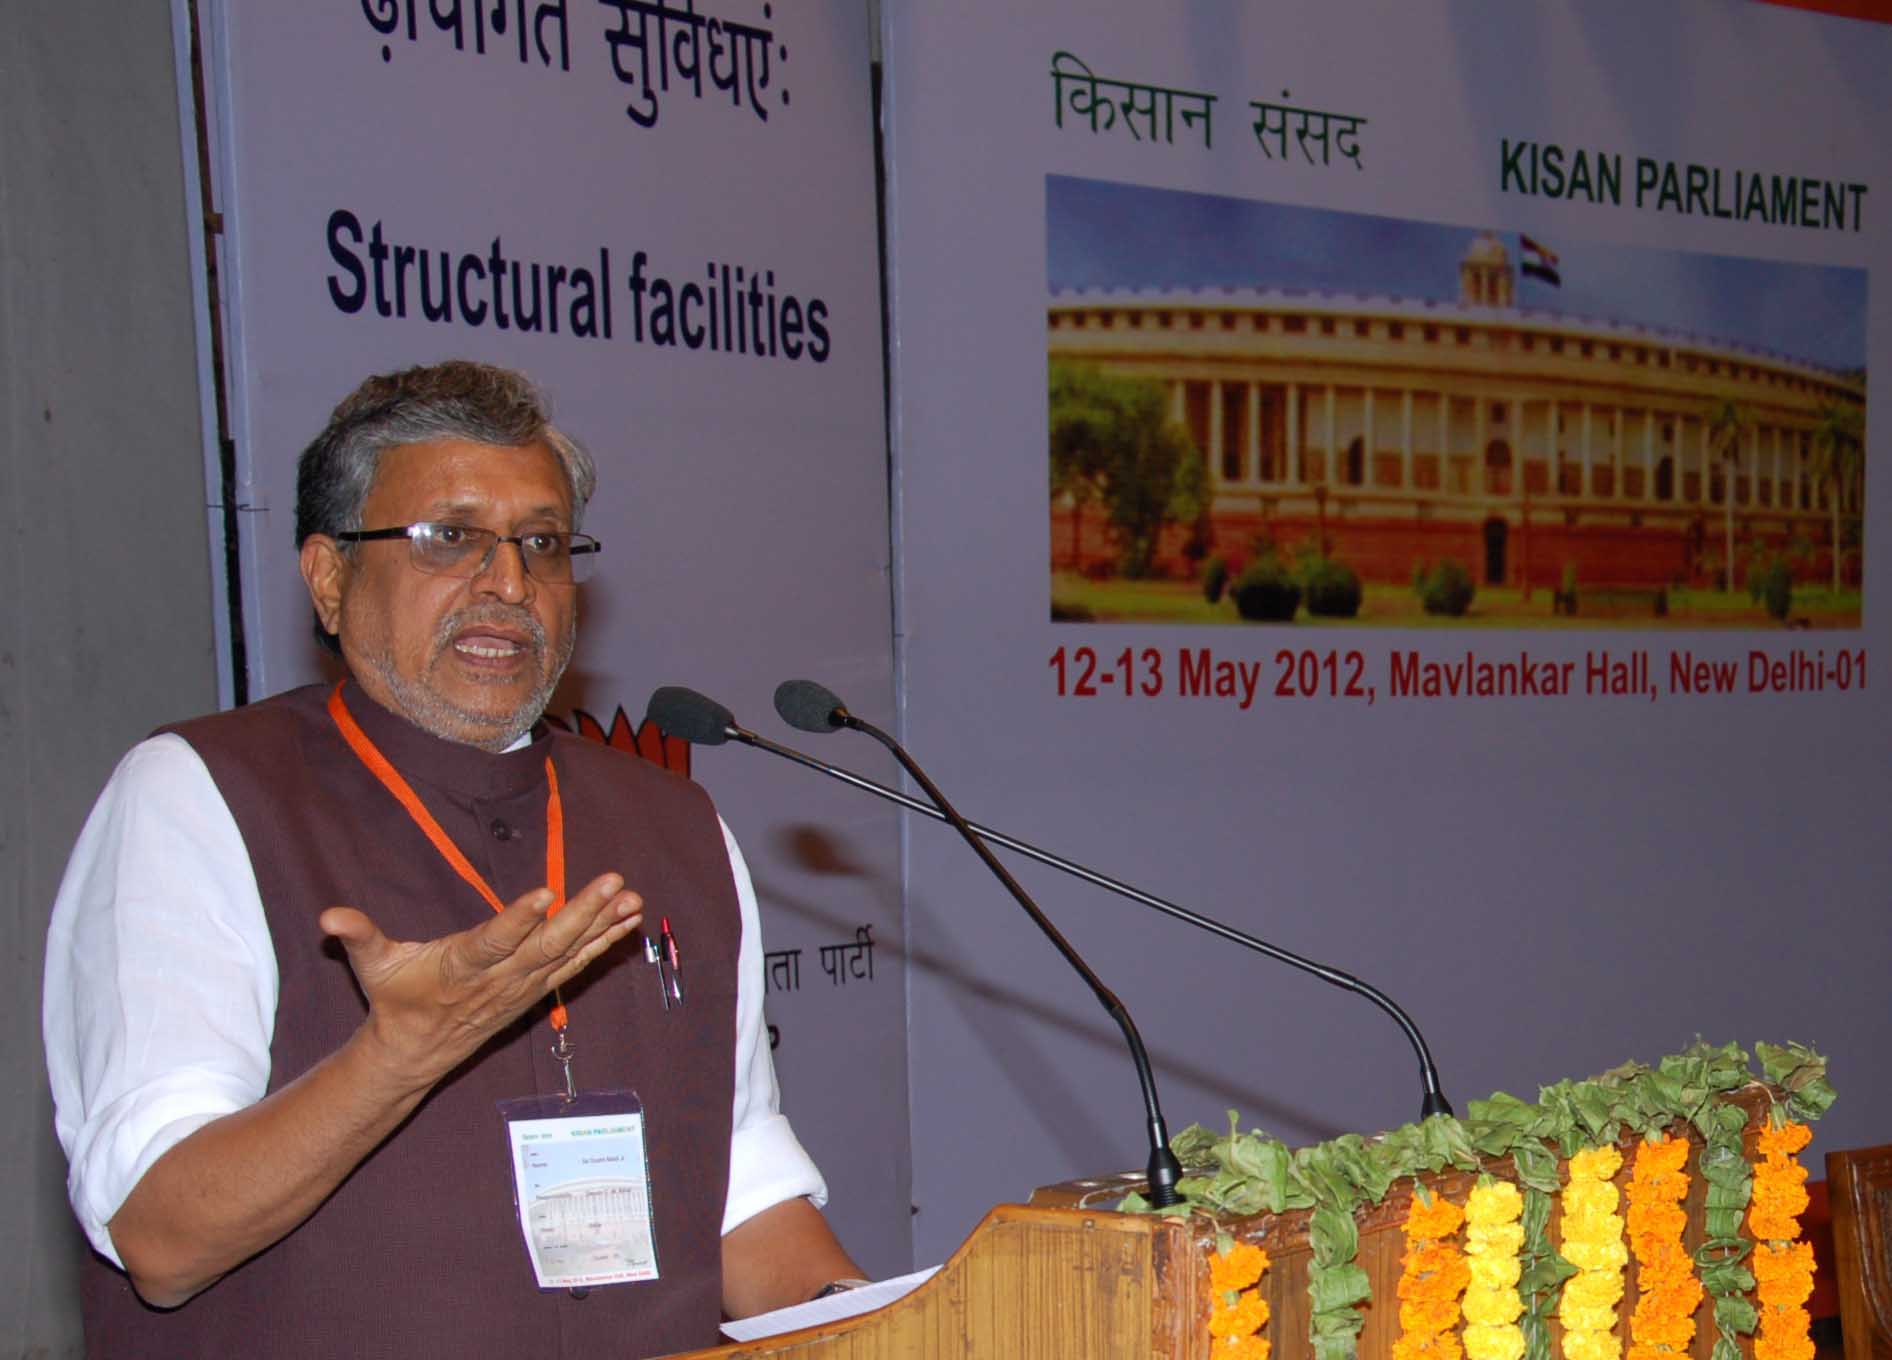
{"left": 333, "top": 521, "right": 603, "bottom": 583}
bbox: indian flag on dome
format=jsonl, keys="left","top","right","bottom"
{"left": 1520, "top": 233, "right": 1561, "bottom": 287}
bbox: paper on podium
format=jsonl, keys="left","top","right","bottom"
{"left": 718, "top": 1266, "right": 942, "bottom": 1342}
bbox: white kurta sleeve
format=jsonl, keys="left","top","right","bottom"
{"left": 42, "top": 735, "right": 278, "bottom": 1267}
{"left": 718, "top": 818, "right": 828, "bottom": 1235}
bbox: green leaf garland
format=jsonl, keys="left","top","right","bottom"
{"left": 1119, "top": 1040, "right": 1832, "bottom": 1360}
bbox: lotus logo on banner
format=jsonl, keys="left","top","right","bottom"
{"left": 552, "top": 706, "right": 693, "bottom": 776}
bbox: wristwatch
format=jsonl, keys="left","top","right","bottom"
{"left": 810, "top": 1278, "right": 873, "bottom": 1300}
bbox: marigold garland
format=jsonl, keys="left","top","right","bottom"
{"left": 1155, "top": 1045, "right": 1834, "bottom": 1360}
{"left": 1393, "top": 1189, "right": 1471, "bottom": 1360}
{"left": 1209, "top": 1240, "right": 1273, "bottom": 1360}
{"left": 1749, "top": 1121, "right": 1815, "bottom": 1360}
{"left": 1626, "top": 1135, "right": 1705, "bottom": 1360}
{"left": 1463, "top": 1178, "right": 1526, "bottom": 1360}
{"left": 1560, "top": 1144, "right": 1627, "bottom": 1360}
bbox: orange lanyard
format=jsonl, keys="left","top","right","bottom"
{"left": 328, "top": 681, "right": 570, "bottom": 1030}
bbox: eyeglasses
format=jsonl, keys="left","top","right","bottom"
{"left": 335, "top": 522, "right": 602, "bottom": 584}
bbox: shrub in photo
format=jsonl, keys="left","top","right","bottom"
{"left": 1414, "top": 559, "right": 1476, "bottom": 617}
{"left": 1300, "top": 554, "right": 1363, "bottom": 618}
{"left": 1231, "top": 552, "right": 1302, "bottom": 622}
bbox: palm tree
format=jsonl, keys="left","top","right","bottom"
{"left": 1808, "top": 402, "right": 1864, "bottom": 595}
{"left": 1706, "top": 400, "right": 1750, "bottom": 594}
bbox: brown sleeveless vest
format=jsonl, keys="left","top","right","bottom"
{"left": 81, "top": 683, "right": 740, "bottom": 1358}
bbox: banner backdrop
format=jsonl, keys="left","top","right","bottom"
{"left": 199, "top": 0, "right": 909, "bottom": 1273}
{"left": 883, "top": 0, "right": 1891, "bottom": 1264}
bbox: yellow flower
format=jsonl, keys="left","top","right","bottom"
{"left": 1562, "top": 1143, "right": 1630, "bottom": 1360}
{"left": 1563, "top": 1179, "right": 1622, "bottom": 1219}
{"left": 1562, "top": 1237, "right": 1629, "bottom": 1272}
{"left": 1463, "top": 1323, "right": 1527, "bottom": 1360}
{"left": 1569, "top": 1145, "right": 1624, "bottom": 1182}
{"left": 1562, "top": 1303, "right": 1620, "bottom": 1334}
{"left": 1463, "top": 1288, "right": 1526, "bottom": 1327}
{"left": 1465, "top": 1180, "right": 1524, "bottom": 1225}
{"left": 1564, "top": 1270, "right": 1626, "bottom": 1312}
{"left": 1467, "top": 1252, "right": 1523, "bottom": 1291}
{"left": 1465, "top": 1221, "right": 1526, "bottom": 1257}
{"left": 1564, "top": 1329, "right": 1624, "bottom": 1360}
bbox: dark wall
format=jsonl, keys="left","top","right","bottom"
{"left": 0, "top": 4, "right": 220, "bottom": 1352}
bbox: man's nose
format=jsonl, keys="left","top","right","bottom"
{"left": 471, "top": 538, "right": 532, "bottom": 602}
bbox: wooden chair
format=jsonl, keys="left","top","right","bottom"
{"left": 1827, "top": 1143, "right": 1892, "bottom": 1360}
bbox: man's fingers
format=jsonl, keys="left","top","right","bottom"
{"left": 320, "top": 907, "right": 417, "bottom": 996}
{"left": 319, "top": 906, "right": 386, "bottom": 964}
{"left": 472, "top": 886, "right": 562, "bottom": 961}
{"left": 448, "top": 875, "right": 639, "bottom": 981}
{"left": 534, "top": 875, "right": 642, "bottom": 956}
{"left": 545, "top": 913, "right": 643, "bottom": 992}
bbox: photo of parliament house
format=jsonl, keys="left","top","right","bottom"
{"left": 1048, "top": 235, "right": 1866, "bottom": 599}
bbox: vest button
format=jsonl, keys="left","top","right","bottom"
{"left": 490, "top": 819, "right": 512, "bottom": 841}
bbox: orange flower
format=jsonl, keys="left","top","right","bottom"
{"left": 1206, "top": 1241, "right": 1272, "bottom": 1353}
{"left": 1749, "top": 1121, "right": 1816, "bottom": 1360}
{"left": 1757, "top": 1121, "right": 1813, "bottom": 1159}
{"left": 1624, "top": 1135, "right": 1704, "bottom": 1360}
{"left": 1633, "top": 1136, "right": 1690, "bottom": 1175}
{"left": 1755, "top": 1243, "right": 1816, "bottom": 1309}
{"left": 1210, "top": 1289, "right": 1270, "bottom": 1339}
{"left": 1405, "top": 1193, "right": 1467, "bottom": 1242}
{"left": 1212, "top": 1242, "right": 1271, "bottom": 1295}
{"left": 1755, "top": 1317, "right": 1815, "bottom": 1360}
{"left": 1749, "top": 1162, "right": 1811, "bottom": 1242}
{"left": 1217, "top": 1334, "right": 1274, "bottom": 1360}
{"left": 1394, "top": 1329, "right": 1466, "bottom": 1360}
{"left": 1402, "top": 1296, "right": 1465, "bottom": 1335}
{"left": 1394, "top": 1189, "right": 1471, "bottom": 1360}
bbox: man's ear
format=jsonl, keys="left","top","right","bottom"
{"left": 299, "top": 536, "right": 349, "bottom": 640}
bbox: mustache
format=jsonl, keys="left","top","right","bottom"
{"left": 431, "top": 603, "right": 548, "bottom": 657}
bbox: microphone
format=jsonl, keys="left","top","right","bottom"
{"left": 646, "top": 685, "right": 740, "bottom": 746}
{"left": 773, "top": 679, "right": 849, "bottom": 734}
{"left": 770, "top": 679, "right": 1184, "bottom": 1208}
{"left": 644, "top": 686, "right": 1453, "bottom": 1122}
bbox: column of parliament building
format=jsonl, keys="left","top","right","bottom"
{"left": 1048, "top": 234, "right": 1865, "bottom": 592}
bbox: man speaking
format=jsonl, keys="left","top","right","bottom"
{"left": 44, "top": 361, "right": 860, "bottom": 1357}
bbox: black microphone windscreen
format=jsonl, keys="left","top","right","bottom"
{"left": 773, "top": 679, "right": 847, "bottom": 734}
{"left": 645, "top": 686, "right": 736, "bottom": 745}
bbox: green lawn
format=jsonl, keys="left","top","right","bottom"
{"left": 1050, "top": 573, "right": 1863, "bottom": 629}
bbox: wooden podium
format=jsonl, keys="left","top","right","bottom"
{"left": 662, "top": 1196, "right": 1211, "bottom": 1360}
{"left": 658, "top": 1161, "right": 1511, "bottom": 1360}
{"left": 664, "top": 1088, "right": 1791, "bottom": 1360}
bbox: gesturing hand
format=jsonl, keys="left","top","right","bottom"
{"left": 319, "top": 873, "right": 644, "bottom": 1092}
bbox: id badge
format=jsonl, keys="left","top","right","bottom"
{"left": 499, "top": 1090, "right": 659, "bottom": 1290}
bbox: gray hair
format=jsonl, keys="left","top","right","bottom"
{"left": 296, "top": 360, "right": 597, "bottom": 655}
{"left": 295, "top": 359, "right": 596, "bottom": 546}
